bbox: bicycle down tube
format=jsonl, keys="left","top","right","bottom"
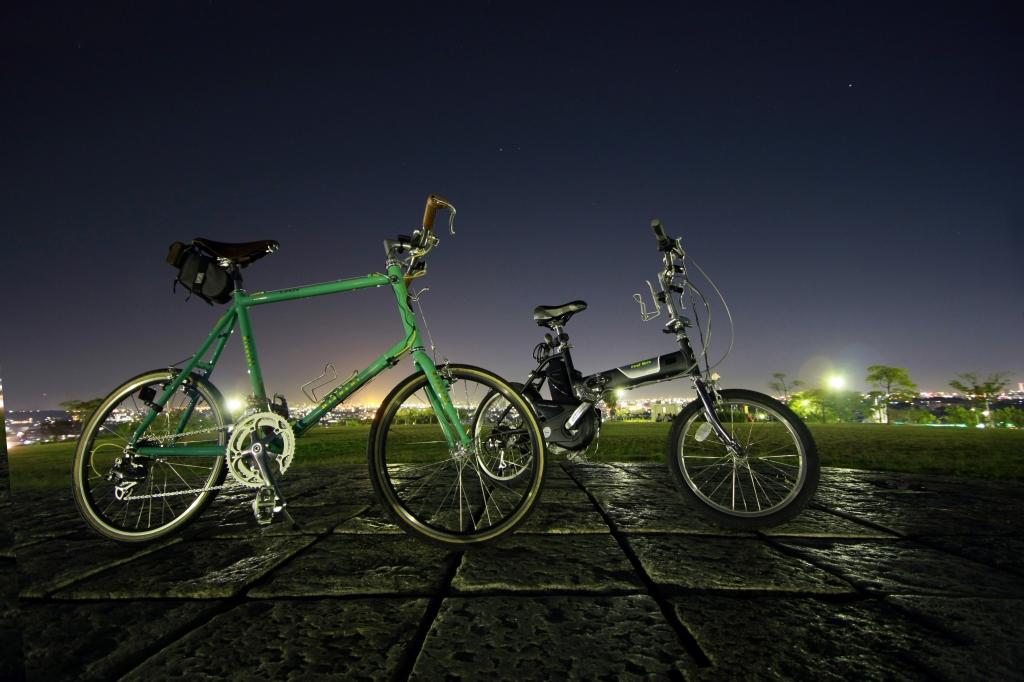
{"left": 132, "top": 262, "right": 471, "bottom": 458}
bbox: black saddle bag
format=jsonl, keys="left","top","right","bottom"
{"left": 166, "top": 242, "right": 234, "bottom": 305}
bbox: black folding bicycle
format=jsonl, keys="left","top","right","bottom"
{"left": 476, "top": 220, "right": 819, "bottom": 529}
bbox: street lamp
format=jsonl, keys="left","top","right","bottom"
{"left": 825, "top": 376, "right": 845, "bottom": 423}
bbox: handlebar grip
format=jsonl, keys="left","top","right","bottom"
{"left": 651, "top": 219, "right": 674, "bottom": 252}
{"left": 423, "top": 194, "right": 451, "bottom": 231}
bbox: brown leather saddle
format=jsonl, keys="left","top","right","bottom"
{"left": 192, "top": 238, "right": 279, "bottom": 268}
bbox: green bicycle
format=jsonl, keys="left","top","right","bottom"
{"left": 72, "top": 195, "right": 546, "bottom": 549}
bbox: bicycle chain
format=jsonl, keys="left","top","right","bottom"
{"left": 145, "top": 425, "right": 230, "bottom": 443}
{"left": 121, "top": 481, "right": 245, "bottom": 501}
{"left": 121, "top": 426, "right": 236, "bottom": 500}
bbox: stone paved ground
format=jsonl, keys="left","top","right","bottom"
{"left": 8, "top": 463, "right": 1024, "bottom": 681}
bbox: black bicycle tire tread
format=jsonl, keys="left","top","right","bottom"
{"left": 72, "top": 369, "right": 228, "bottom": 543}
{"left": 367, "top": 365, "right": 546, "bottom": 550}
{"left": 665, "top": 388, "right": 819, "bottom": 530}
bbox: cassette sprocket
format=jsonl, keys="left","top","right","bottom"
{"left": 226, "top": 412, "right": 295, "bottom": 487}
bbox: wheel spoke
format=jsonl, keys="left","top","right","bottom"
{"left": 372, "top": 370, "right": 542, "bottom": 546}
{"left": 675, "top": 395, "right": 815, "bottom": 521}
{"left": 74, "top": 372, "right": 224, "bottom": 540}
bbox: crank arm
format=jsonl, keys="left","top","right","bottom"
{"left": 249, "top": 441, "right": 300, "bottom": 530}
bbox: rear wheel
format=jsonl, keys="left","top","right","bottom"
{"left": 666, "top": 389, "right": 818, "bottom": 529}
{"left": 472, "top": 382, "right": 536, "bottom": 483}
{"left": 72, "top": 370, "right": 228, "bottom": 542}
{"left": 368, "top": 366, "right": 545, "bottom": 549}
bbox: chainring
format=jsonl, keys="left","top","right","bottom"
{"left": 226, "top": 412, "right": 295, "bottom": 487}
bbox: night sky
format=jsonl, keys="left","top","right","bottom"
{"left": 1, "top": 2, "right": 1019, "bottom": 410}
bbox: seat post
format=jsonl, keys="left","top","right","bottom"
{"left": 552, "top": 323, "right": 580, "bottom": 382}
{"left": 230, "top": 263, "right": 243, "bottom": 291}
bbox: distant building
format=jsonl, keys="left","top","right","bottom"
{"left": 651, "top": 404, "right": 682, "bottom": 422}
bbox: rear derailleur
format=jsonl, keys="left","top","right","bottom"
{"left": 106, "top": 450, "right": 151, "bottom": 500}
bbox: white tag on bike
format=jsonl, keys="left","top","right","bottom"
{"left": 695, "top": 423, "right": 713, "bottom": 442}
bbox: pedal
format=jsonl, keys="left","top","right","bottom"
{"left": 249, "top": 441, "right": 301, "bottom": 530}
{"left": 252, "top": 486, "right": 277, "bottom": 525}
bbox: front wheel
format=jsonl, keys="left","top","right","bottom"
{"left": 368, "top": 366, "right": 545, "bottom": 550}
{"left": 667, "top": 389, "right": 819, "bottom": 529}
{"left": 72, "top": 369, "right": 228, "bottom": 542}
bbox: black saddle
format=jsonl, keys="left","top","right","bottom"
{"left": 533, "top": 300, "right": 588, "bottom": 328}
{"left": 192, "top": 238, "right": 279, "bottom": 268}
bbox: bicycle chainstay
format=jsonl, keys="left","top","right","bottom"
{"left": 120, "top": 423, "right": 238, "bottom": 501}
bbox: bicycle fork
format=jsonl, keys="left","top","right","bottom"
{"left": 413, "top": 348, "right": 473, "bottom": 452}
{"left": 691, "top": 377, "right": 744, "bottom": 457}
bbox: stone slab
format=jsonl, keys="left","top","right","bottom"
{"left": 760, "top": 508, "right": 899, "bottom": 539}
{"left": 535, "top": 485, "right": 596, "bottom": 505}
{"left": 333, "top": 505, "right": 404, "bottom": 533}
{"left": 894, "top": 493, "right": 1024, "bottom": 535}
{"left": 12, "top": 507, "right": 89, "bottom": 547}
{"left": 287, "top": 480, "right": 378, "bottom": 507}
{"left": 0, "top": 512, "right": 15, "bottom": 559}
{"left": 451, "top": 534, "right": 642, "bottom": 594}
{"left": 587, "top": 483, "right": 687, "bottom": 507}
{"left": 54, "top": 535, "right": 317, "bottom": 599}
{"left": 17, "top": 536, "right": 182, "bottom": 598}
{"left": 200, "top": 504, "right": 369, "bottom": 538}
{"left": 597, "top": 499, "right": 754, "bottom": 535}
{"left": 175, "top": 496, "right": 254, "bottom": 538}
{"left": 628, "top": 536, "right": 856, "bottom": 596}
{"left": 610, "top": 462, "right": 678, "bottom": 487}
{"left": 0, "top": 559, "right": 25, "bottom": 682}
{"left": 904, "top": 642, "right": 1024, "bottom": 682}
{"left": 914, "top": 535, "right": 1024, "bottom": 577}
{"left": 824, "top": 468, "right": 1024, "bottom": 505}
{"left": 21, "top": 600, "right": 222, "bottom": 682}
{"left": 815, "top": 499, "right": 1013, "bottom": 538}
{"left": 515, "top": 502, "right": 610, "bottom": 534}
{"left": 409, "top": 595, "right": 697, "bottom": 680}
{"left": 813, "top": 487, "right": 920, "bottom": 518}
{"left": 777, "top": 539, "right": 1024, "bottom": 597}
{"left": 562, "top": 463, "right": 653, "bottom": 487}
{"left": 886, "top": 596, "right": 1024, "bottom": 682}
{"left": 249, "top": 534, "right": 454, "bottom": 597}
{"left": 886, "top": 595, "right": 1024, "bottom": 645}
{"left": 540, "top": 466, "right": 581, "bottom": 488}
{"left": 121, "top": 598, "right": 429, "bottom": 681}
{"left": 672, "top": 594, "right": 954, "bottom": 681}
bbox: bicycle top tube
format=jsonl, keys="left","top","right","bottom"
{"left": 133, "top": 194, "right": 464, "bottom": 449}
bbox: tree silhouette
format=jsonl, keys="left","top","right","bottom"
{"left": 768, "top": 373, "right": 804, "bottom": 401}
{"left": 949, "top": 372, "right": 1013, "bottom": 426}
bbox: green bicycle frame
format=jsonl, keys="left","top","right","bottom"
{"left": 133, "top": 263, "right": 471, "bottom": 458}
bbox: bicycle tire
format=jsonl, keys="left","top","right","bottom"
{"left": 367, "top": 366, "right": 545, "bottom": 549}
{"left": 666, "top": 388, "right": 819, "bottom": 529}
{"left": 472, "top": 382, "right": 537, "bottom": 484}
{"left": 72, "top": 369, "right": 228, "bottom": 542}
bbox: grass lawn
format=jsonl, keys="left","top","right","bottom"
{"left": 8, "top": 421, "right": 1023, "bottom": 490}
